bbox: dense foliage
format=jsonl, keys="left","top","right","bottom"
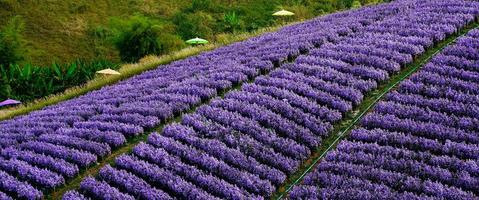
{"left": 0, "top": 60, "right": 118, "bottom": 102}
{"left": 110, "top": 15, "right": 184, "bottom": 63}
{"left": 0, "top": 16, "right": 119, "bottom": 103}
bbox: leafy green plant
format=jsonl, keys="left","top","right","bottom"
{"left": 222, "top": 11, "right": 242, "bottom": 33}
{"left": 351, "top": 0, "right": 362, "bottom": 8}
{"left": 173, "top": 11, "right": 215, "bottom": 40}
{"left": 236, "top": 0, "right": 277, "bottom": 31}
{"left": 109, "top": 15, "right": 184, "bottom": 62}
{"left": 0, "top": 60, "right": 118, "bottom": 101}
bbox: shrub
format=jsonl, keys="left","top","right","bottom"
{"left": 220, "top": 11, "right": 242, "bottom": 33}
{"left": 173, "top": 12, "right": 215, "bottom": 40}
{"left": 238, "top": 1, "right": 277, "bottom": 31}
{"left": 313, "top": 0, "right": 336, "bottom": 14}
{"left": 110, "top": 15, "right": 177, "bottom": 63}
{"left": 189, "top": 0, "right": 213, "bottom": 12}
{"left": 352, "top": 0, "right": 362, "bottom": 8}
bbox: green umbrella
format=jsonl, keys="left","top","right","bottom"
{"left": 186, "top": 37, "right": 209, "bottom": 45}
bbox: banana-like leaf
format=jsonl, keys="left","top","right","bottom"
{"left": 21, "top": 64, "right": 32, "bottom": 81}
{"left": 66, "top": 63, "right": 77, "bottom": 79}
{"left": 52, "top": 63, "right": 62, "bottom": 80}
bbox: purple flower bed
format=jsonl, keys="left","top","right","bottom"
{"left": 289, "top": 27, "right": 479, "bottom": 200}
{"left": 0, "top": 1, "right": 371, "bottom": 199}
{"left": 0, "top": 0, "right": 475, "bottom": 198}
{"left": 62, "top": 0, "right": 479, "bottom": 199}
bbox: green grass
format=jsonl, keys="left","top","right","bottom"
{"left": 271, "top": 20, "right": 479, "bottom": 200}
{"left": 0, "top": 23, "right": 290, "bottom": 121}
{"left": 0, "top": 0, "right": 189, "bottom": 65}
{"left": 0, "top": 0, "right": 349, "bottom": 65}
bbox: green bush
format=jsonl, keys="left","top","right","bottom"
{"left": 110, "top": 15, "right": 181, "bottom": 63}
{"left": 220, "top": 11, "right": 242, "bottom": 33}
{"left": 238, "top": 1, "right": 277, "bottom": 31}
{"left": 0, "top": 16, "right": 25, "bottom": 67}
{"left": 173, "top": 11, "right": 216, "bottom": 40}
{"left": 189, "top": 0, "right": 213, "bottom": 12}
{"left": 313, "top": 0, "right": 339, "bottom": 14}
{"left": 0, "top": 60, "right": 118, "bottom": 101}
{"left": 173, "top": 11, "right": 215, "bottom": 40}
{"left": 351, "top": 0, "right": 362, "bottom": 8}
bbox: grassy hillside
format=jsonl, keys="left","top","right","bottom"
{"left": 0, "top": 0, "right": 186, "bottom": 65}
{"left": 0, "top": 0, "right": 381, "bottom": 65}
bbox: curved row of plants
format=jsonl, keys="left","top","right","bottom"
{"left": 0, "top": 24, "right": 282, "bottom": 121}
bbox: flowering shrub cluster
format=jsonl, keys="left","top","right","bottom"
{"left": 61, "top": 0, "right": 479, "bottom": 199}
{"left": 289, "top": 23, "right": 479, "bottom": 200}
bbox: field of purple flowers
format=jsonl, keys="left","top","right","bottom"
{"left": 0, "top": 0, "right": 478, "bottom": 199}
{"left": 289, "top": 28, "right": 479, "bottom": 200}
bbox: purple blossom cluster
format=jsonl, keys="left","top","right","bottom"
{"left": 290, "top": 22, "right": 479, "bottom": 200}
{"left": 62, "top": 190, "right": 88, "bottom": 200}
{"left": 63, "top": 0, "right": 479, "bottom": 199}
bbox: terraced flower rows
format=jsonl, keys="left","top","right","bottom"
{"left": 57, "top": 0, "right": 478, "bottom": 199}
{"left": 0, "top": 0, "right": 478, "bottom": 199}
{"left": 288, "top": 23, "right": 479, "bottom": 200}
{"left": 0, "top": 2, "right": 394, "bottom": 200}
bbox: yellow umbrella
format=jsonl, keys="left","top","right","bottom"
{"left": 273, "top": 9, "right": 295, "bottom": 16}
{"left": 96, "top": 68, "right": 121, "bottom": 75}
